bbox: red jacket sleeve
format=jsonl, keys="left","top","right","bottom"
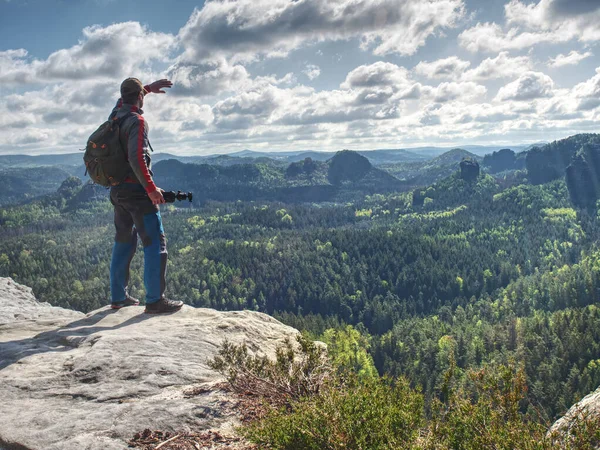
{"left": 126, "top": 115, "right": 157, "bottom": 193}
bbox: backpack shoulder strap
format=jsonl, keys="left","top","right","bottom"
{"left": 113, "top": 111, "right": 135, "bottom": 126}
{"left": 117, "top": 112, "right": 154, "bottom": 153}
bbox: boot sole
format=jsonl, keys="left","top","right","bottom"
{"left": 144, "top": 306, "right": 183, "bottom": 314}
{"left": 111, "top": 302, "right": 140, "bottom": 310}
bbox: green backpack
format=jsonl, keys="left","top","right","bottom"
{"left": 83, "top": 114, "right": 132, "bottom": 187}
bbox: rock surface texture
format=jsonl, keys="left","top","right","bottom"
{"left": 0, "top": 278, "right": 298, "bottom": 450}
{"left": 549, "top": 386, "right": 600, "bottom": 446}
{"left": 0, "top": 278, "right": 84, "bottom": 324}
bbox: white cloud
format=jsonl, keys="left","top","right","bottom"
{"left": 0, "top": 49, "right": 36, "bottom": 84}
{"left": 341, "top": 62, "right": 411, "bottom": 89}
{"left": 571, "top": 67, "right": 600, "bottom": 110}
{"left": 415, "top": 56, "right": 471, "bottom": 79}
{"left": 460, "top": 0, "right": 600, "bottom": 53}
{"left": 505, "top": 0, "right": 600, "bottom": 30}
{"left": 0, "top": 23, "right": 176, "bottom": 84}
{"left": 167, "top": 58, "right": 251, "bottom": 97}
{"left": 303, "top": 64, "right": 321, "bottom": 80}
{"left": 548, "top": 50, "right": 593, "bottom": 67}
{"left": 341, "top": 62, "right": 424, "bottom": 102}
{"left": 496, "top": 71, "right": 555, "bottom": 101}
{"left": 463, "top": 52, "right": 531, "bottom": 80}
{"left": 178, "top": 0, "right": 465, "bottom": 62}
{"left": 2, "top": 2, "right": 600, "bottom": 154}
{"left": 429, "top": 81, "right": 487, "bottom": 103}
{"left": 213, "top": 86, "right": 282, "bottom": 129}
{"left": 353, "top": 87, "right": 395, "bottom": 105}
{"left": 458, "top": 22, "right": 563, "bottom": 53}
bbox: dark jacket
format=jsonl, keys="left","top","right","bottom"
{"left": 108, "top": 99, "right": 157, "bottom": 193}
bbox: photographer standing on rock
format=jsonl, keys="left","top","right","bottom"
{"left": 108, "top": 77, "right": 183, "bottom": 314}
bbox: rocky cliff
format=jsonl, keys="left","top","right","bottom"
{"left": 549, "top": 386, "right": 600, "bottom": 448}
{"left": 0, "top": 278, "right": 299, "bottom": 450}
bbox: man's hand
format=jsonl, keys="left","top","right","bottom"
{"left": 145, "top": 79, "right": 173, "bottom": 94}
{"left": 148, "top": 188, "right": 166, "bottom": 205}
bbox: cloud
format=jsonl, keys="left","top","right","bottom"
{"left": 353, "top": 87, "right": 395, "bottom": 105}
{"left": 506, "top": 0, "right": 600, "bottom": 27}
{"left": 0, "top": 23, "right": 176, "bottom": 84}
{"left": 303, "top": 64, "right": 321, "bottom": 80}
{"left": 548, "top": 50, "right": 593, "bottom": 67}
{"left": 3, "top": 3, "right": 599, "bottom": 155}
{"left": 460, "top": 0, "right": 600, "bottom": 52}
{"left": 167, "top": 58, "right": 251, "bottom": 97}
{"left": 152, "top": 98, "right": 214, "bottom": 134}
{"left": 455, "top": 106, "right": 520, "bottom": 124}
{"left": 458, "top": 22, "right": 563, "bottom": 52}
{"left": 213, "top": 86, "right": 281, "bottom": 129}
{"left": 178, "top": 0, "right": 465, "bottom": 62}
{"left": 341, "top": 61, "right": 424, "bottom": 102}
{"left": 429, "top": 81, "right": 487, "bottom": 103}
{"left": 463, "top": 52, "right": 531, "bottom": 80}
{"left": 414, "top": 56, "right": 471, "bottom": 79}
{"left": 0, "top": 49, "right": 36, "bottom": 83}
{"left": 415, "top": 53, "right": 533, "bottom": 82}
{"left": 571, "top": 67, "right": 600, "bottom": 110}
{"left": 275, "top": 87, "right": 382, "bottom": 126}
{"left": 545, "top": 0, "right": 600, "bottom": 16}
{"left": 341, "top": 62, "right": 411, "bottom": 89}
{"left": 496, "top": 71, "right": 555, "bottom": 101}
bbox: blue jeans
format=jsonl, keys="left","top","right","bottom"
{"left": 109, "top": 184, "right": 167, "bottom": 304}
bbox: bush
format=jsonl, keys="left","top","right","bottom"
{"left": 547, "top": 404, "right": 600, "bottom": 450}
{"left": 210, "top": 338, "right": 600, "bottom": 450}
{"left": 208, "top": 334, "right": 331, "bottom": 407}
{"left": 423, "top": 364, "right": 547, "bottom": 450}
{"left": 244, "top": 375, "right": 424, "bottom": 450}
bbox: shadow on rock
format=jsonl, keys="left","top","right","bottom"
{"left": 0, "top": 308, "right": 154, "bottom": 371}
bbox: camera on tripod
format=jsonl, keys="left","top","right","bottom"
{"left": 163, "top": 191, "right": 193, "bottom": 203}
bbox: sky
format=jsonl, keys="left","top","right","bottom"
{"left": 0, "top": 0, "right": 599, "bottom": 156}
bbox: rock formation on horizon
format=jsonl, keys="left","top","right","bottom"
{"left": 327, "top": 150, "right": 372, "bottom": 185}
{"left": 0, "top": 278, "right": 299, "bottom": 450}
{"left": 459, "top": 158, "right": 480, "bottom": 182}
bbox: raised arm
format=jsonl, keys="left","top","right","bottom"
{"left": 144, "top": 79, "right": 173, "bottom": 95}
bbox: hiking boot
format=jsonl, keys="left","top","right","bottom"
{"left": 111, "top": 296, "right": 140, "bottom": 310}
{"left": 144, "top": 298, "right": 184, "bottom": 314}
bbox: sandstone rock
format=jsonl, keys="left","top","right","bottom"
{"left": 0, "top": 277, "right": 84, "bottom": 325}
{"left": 549, "top": 386, "right": 600, "bottom": 448}
{"left": 0, "top": 278, "right": 299, "bottom": 450}
{"left": 460, "top": 158, "right": 480, "bottom": 182}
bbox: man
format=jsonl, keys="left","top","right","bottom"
{"left": 108, "top": 77, "right": 183, "bottom": 314}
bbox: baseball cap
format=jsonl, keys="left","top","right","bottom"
{"left": 120, "top": 78, "right": 145, "bottom": 99}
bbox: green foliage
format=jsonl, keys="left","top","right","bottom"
{"left": 3, "top": 161, "right": 600, "bottom": 429}
{"left": 527, "top": 134, "right": 600, "bottom": 185}
{"left": 548, "top": 405, "right": 600, "bottom": 450}
{"left": 151, "top": 153, "right": 404, "bottom": 204}
{"left": 208, "top": 334, "right": 331, "bottom": 404}
{"left": 327, "top": 150, "right": 372, "bottom": 185}
{"left": 483, "top": 148, "right": 518, "bottom": 174}
{"left": 321, "top": 325, "right": 378, "bottom": 379}
{"left": 0, "top": 166, "right": 77, "bottom": 206}
{"left": 244, "top": 373, "right": 424, "bottom": 450}
{"left": 216, "top": 339, "right": 597, "bottom": 450}
{"left": 566, "top": 143, "right": 600, "bottom": 210}
{"left": 382, "top": 149, "right": 479, "bottom": 187}
{"left": 423, "top": 364, "right": 546, "bottom": 450}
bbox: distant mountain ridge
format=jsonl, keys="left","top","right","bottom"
{"left": 152, "top": 150, "right": 408, "bottom": 204}
{"left": 0, "top": 136, "right": 587, "bottom": 207}
{"left": 0, "top": 143, "right": 534, "bottom": 169}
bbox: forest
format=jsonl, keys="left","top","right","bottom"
{"left": 1, "top": 134, "right": 600, "bottom": 423}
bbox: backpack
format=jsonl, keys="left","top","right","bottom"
{"left": 83, "top": 114, "right": 133, "bottom": 187}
